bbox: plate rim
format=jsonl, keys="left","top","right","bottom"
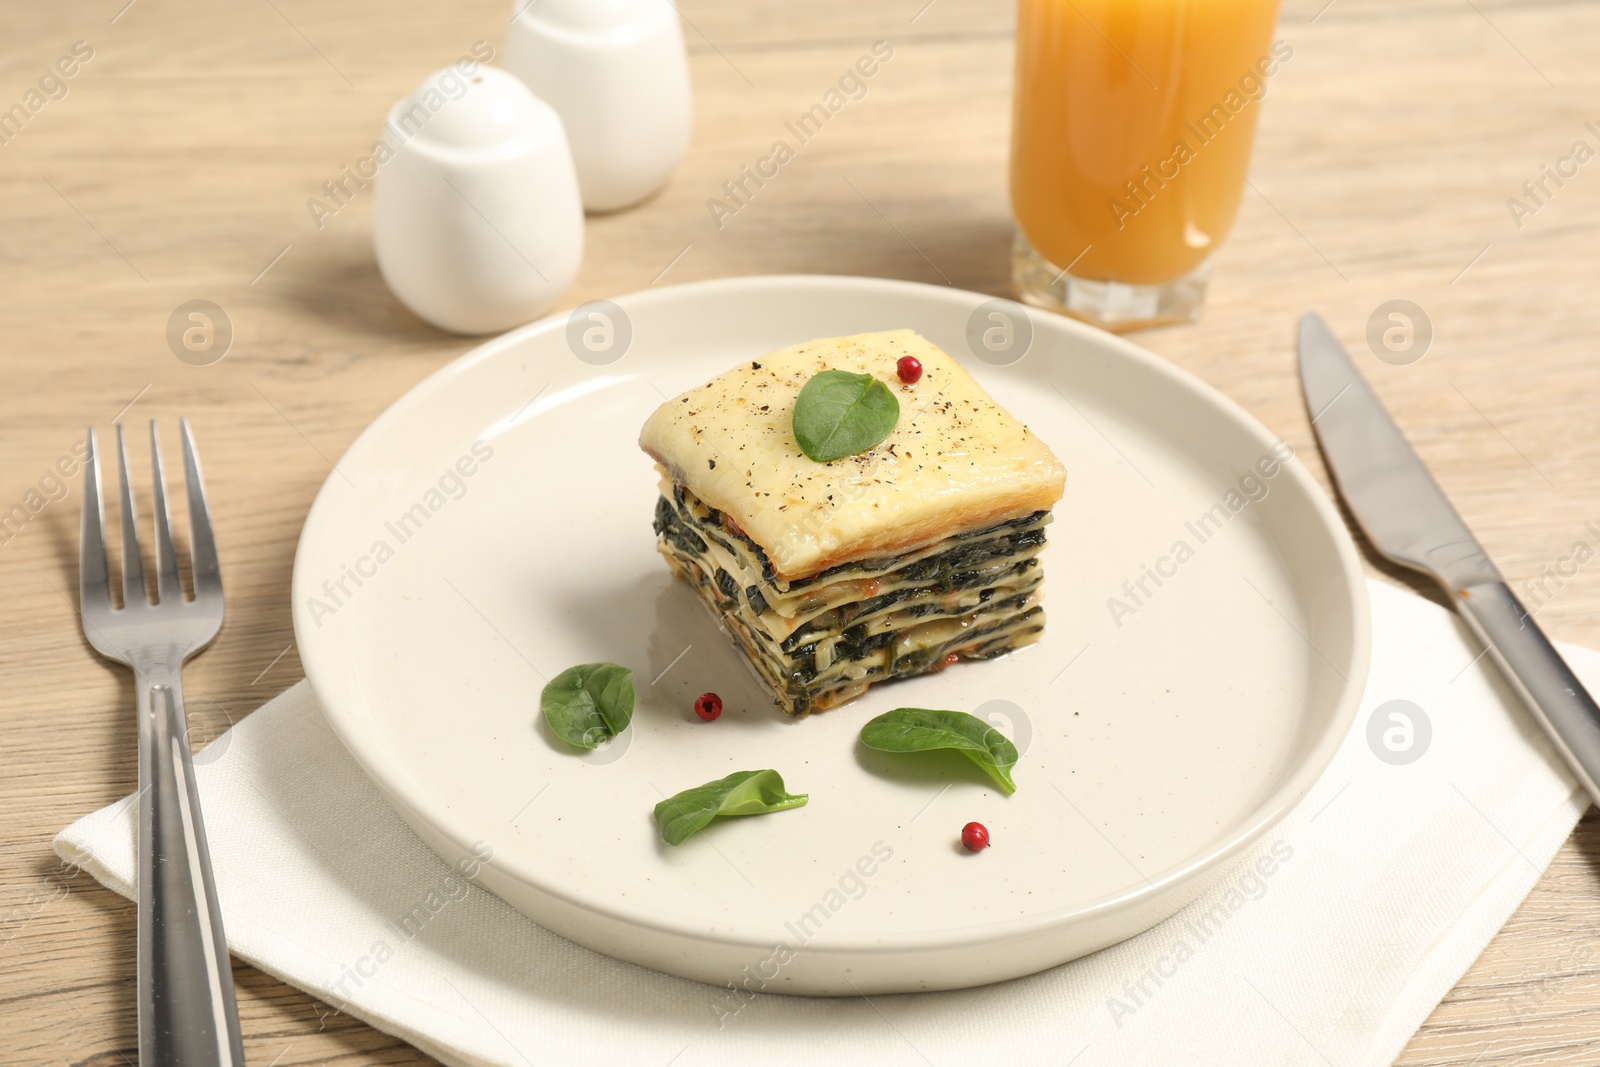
{"left": 292, "top": 273, "right": 1372, "bottom": 954}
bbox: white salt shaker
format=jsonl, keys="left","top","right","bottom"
{"left": 504, "top": 0, "right": 692, "bottom": 212}
{"left": 373, "top": 66, "right": 584, "bottom": 335}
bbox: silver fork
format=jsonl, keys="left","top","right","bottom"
{"left": 80, "top": 420, "right": 244, "bottom": 1067}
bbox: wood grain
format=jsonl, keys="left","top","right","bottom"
{"left": 3, "top": 0, "right": 1599, "bottom": 1063}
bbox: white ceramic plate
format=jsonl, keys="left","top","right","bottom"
{"left": 292, "top": 276, "right": 1369, "bottom": 995}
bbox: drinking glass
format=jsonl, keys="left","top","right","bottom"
{"left": 1010, "top": 0, "right": 1287, "bottom": 330}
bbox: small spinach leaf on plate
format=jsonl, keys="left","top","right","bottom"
{"left": 542, "top": 662, "right": 635, "bottom": 750}
{"left": 792, "top": 369, "right": 900, "bottom": 462}
{"left": 654, "top": 769, "right": 808, "bottom": 845}
{"left": 859, "top": 708, "right": 1019, "bottom": 794}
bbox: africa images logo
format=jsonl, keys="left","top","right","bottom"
{"left": 1105, "top": 40, "right": 1293, "bottom": 231}
{"left": 305, "top": 440, "right": 494, "bottom": 627}
{"left": 1105, "top": 441, "right": 1295, "bottom": 628}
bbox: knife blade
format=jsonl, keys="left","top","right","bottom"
{"left": 1299, "top": 311, "right": 1600, "bottom": 805}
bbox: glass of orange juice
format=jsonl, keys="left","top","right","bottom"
{"left": 1010, "top": 0, "right": 1289, "bottom": 331}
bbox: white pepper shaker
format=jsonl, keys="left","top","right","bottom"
{"left": 373, "top": 66, "right": 584, "bottom": 335}
{"left": 504, "top": 0, "right": 692, "bottom": 212}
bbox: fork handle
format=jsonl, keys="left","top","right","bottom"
{"left": 137, "top": 669, "right": 245, "bottom": 1067}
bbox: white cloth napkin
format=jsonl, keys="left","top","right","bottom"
{"left": 56, "top": 579, "right": 1597, "bottom": 1067}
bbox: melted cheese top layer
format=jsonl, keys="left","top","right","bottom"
{"left": 638, "top": 329, "right": 1067, "bottom": 581}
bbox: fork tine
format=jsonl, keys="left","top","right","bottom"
{"left": 115, "top": 424, "right": 146, "bottom": 609}
{"left": 149, "top": 421, "right": 183, "bottom": 605}
{"left": 79, "top": 427, "right": 113, "bottom": 615}
{"left": 180, "top": 418, "right": 222, "bottom": 599}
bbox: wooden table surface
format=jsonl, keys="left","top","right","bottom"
{"left": 5, "top": 0, "right": 1599, "bottom": 1062}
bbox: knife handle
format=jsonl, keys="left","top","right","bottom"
{"left": 1457, "top": 581, "right": 1600, "bottom": 807}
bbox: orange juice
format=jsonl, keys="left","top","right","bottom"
{"left": 1010, "top": 0, "right": 1286, "bottom": 287}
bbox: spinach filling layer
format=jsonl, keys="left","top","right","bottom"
{"left": 652, "top": 485, "right": 1055, "bottom": 716}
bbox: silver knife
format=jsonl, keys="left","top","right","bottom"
{"left": 1299, "top": 311, "right": 1600, "bottom": 805}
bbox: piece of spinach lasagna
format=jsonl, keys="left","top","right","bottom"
{"left": 639, "top": 329, "right": 1067, "bottom": 716}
